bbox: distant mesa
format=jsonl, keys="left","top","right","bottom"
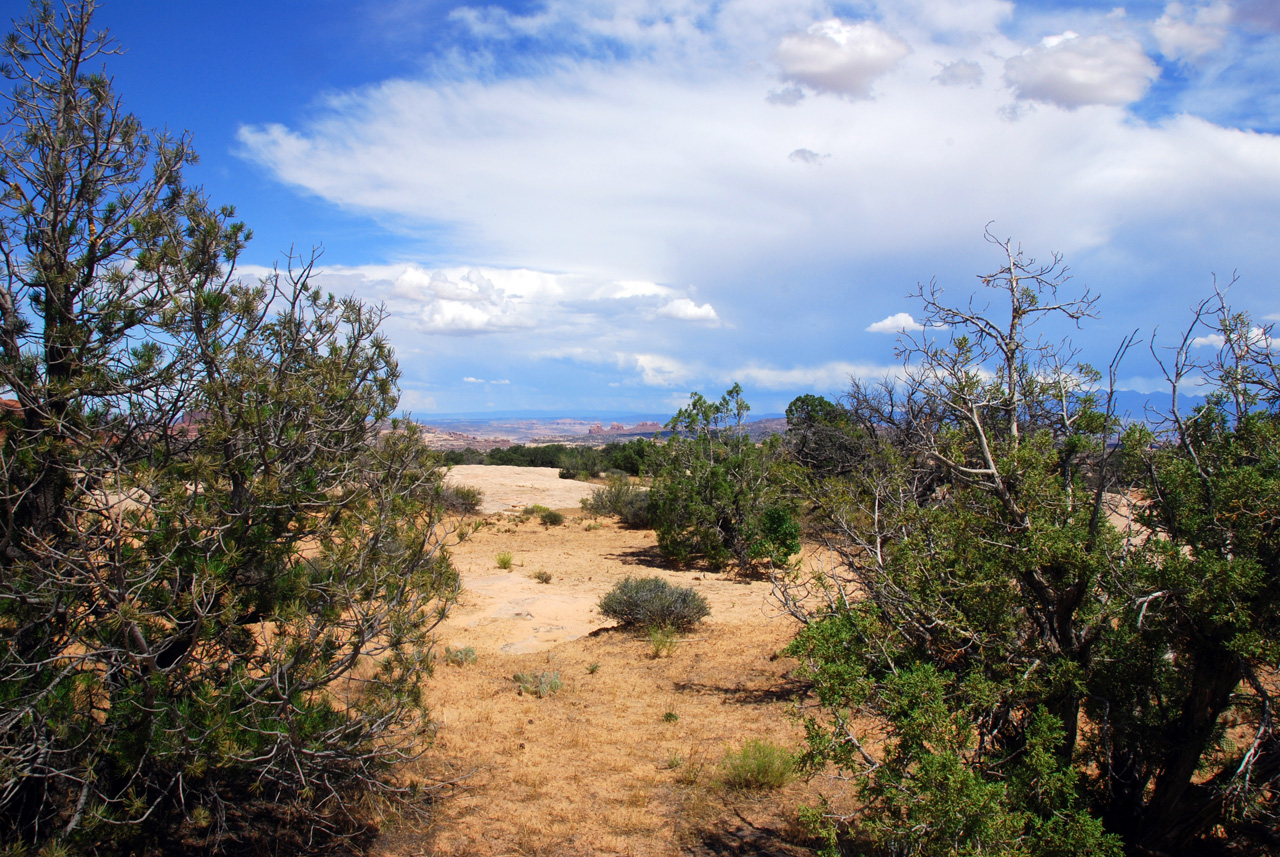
{"left": 587, "top": 421, "right": 662, "bottom": 436}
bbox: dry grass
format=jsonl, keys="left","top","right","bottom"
{"left": 371, "top": 471, "right": 852, "bottom": 856}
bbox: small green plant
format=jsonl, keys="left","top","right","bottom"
{"left": 539, "top": 509, "right": 565, "bottom": 527}
{"left": 648, "top": 625, "right": 679, "bottom": 658}
{"left": 584, "top": 521, "right": 602, "bottom": 531}
{"left": 523, "top": 504, "right": 551, "bottom": 516}
{"left": 598, "top": 576, "right": 710, "bottom": 631}
{"left": 496, "top": 551, "right": 514, "bottom": 570}
{"left": 662, "top": 710, "right": 679, "bottom": 724}
{"left": 444, "top": 645, "right": 477, "bottom": 666}
{"left": 513, "top": 670, "right": 562, "bottom": 698}
{"left": 586, "top": 662, "right": 600, "bottom": 674}
{"left": 531, "top": 569, "right": 553, "bottom": 584}
{"left": 717, "top": 739, "right": 795, "bottom": 791}
{"left": 664, "top": 751, "right": 683, "bottom": 769}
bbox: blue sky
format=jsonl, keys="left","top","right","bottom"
{"left": 80, "top": 0, "right": 1280, "bottom": 415}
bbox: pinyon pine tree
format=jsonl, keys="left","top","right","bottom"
{"left": 0, "top": 3, "right": 458, "bottom": 852}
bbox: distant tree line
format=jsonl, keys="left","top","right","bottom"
{"left": 441, "top": 438, "right": 656, "bottom": 478}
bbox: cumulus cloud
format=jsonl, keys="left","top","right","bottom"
{"left": 657, "top": 298, "right": 720, "bottom": 323}
{"left": 774, "top": 18, "right": 911, "bottom": 98}
{"left": 933, "top": 59, "right": 984, "bottom": 87}
{"left": 866, "top": 312, "right": 925, "bottom": 333}
{"left": 1004, "top": 32, "right": 1160, "bottom": 108}
{"left": 235, "top": 0, "right": 1280, "bottom": 416}
{"left": 1153, "top": 2, "right": 1231, "bottom": 61}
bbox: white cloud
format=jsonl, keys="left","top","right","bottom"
{"left": 635, "top": 353, "right": 691, "bottom": 386}
{"left": 1004, "top": 32, "right": 1160, "bottom": 108}
{"left": 774, "top": 18, "right": 911, "bottom": 98}
{"left": 657, "top": 298, "right": 720, "bottom": 323}
{"left": 235, "top": 0, "right": 1280, "bottom": 415}
{"left": 867, "top": 311, "right": 925, "bottom": 333}
{"left": 933, "top": 59, "right": 984, "bottom": 87}
{"left": 1192, "top": 327, "right": 1273, "bottom": 349}
{"left": 1191, "top": 332, "right": 1226, "bottom": 348}
{"left": 463, "top": 376, "right": 511, "bottom": 384}
{"left": 1153, "top": 2, "right": 1231, "bottom": 62}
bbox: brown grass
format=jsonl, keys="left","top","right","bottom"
{"left": 370, "top": 471, "right": 850, "bottom": 856}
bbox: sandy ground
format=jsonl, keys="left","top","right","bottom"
{"left": 371, "top": 467, "right": 848, "bottom": 856}
{"left": 446, "top": 465, "right": 600, "bottom": 515}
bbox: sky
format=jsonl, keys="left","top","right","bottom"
{"left": 71, "top": 0, "right": 1280, "bottom": 416}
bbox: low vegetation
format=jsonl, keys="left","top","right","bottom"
{"left": 439, "top": 482, "right": 485, "bottom": 514}
{"left": 444, "top": 645, "right": 478, "bottom": 666}
{"left": 717, "top": 739, "right": 795, "bottom": 791}
{"left": 581, "top": 474, "right": 651, "bottom": 528}
{"left": 513, "top": 671, "right": 563, "bottom": 698}
{"left": 496, "top": 551, "right": 515, "bottom": 569}
{"left": 597, "top": 576, "right": 710, "bottom": 631}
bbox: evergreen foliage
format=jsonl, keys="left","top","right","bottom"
{"left": 0, "top": 4, "right": 458, "bottom": 850}
{"left": 648, "top": 384, "right": 799, "bottom": 570}
{"left": 783, "top": 236, "right": 1280, "bottom": 855}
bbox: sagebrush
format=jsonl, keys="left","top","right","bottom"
{"left": 597, "top": 576, "right": 709, "bottom": 631}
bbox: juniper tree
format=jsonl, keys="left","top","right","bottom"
{"left": 784, "top": 234, "right": 1278, "bottom": 855}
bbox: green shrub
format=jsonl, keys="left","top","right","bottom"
{"left": 648, "top": 385, "right": 796, "bottom": 570}
{"left": 444, "top": 645, "right": 477, "bottom": 666}
{"left": 539, "top": 509, "right": 565, "bottom": 527}
{"left": 582, "top": 475, "right": 651, "bottom": 528}
{"left": 496, "top": 551, "right": 514, "bottom": 570}
{"left": 513, "top": 671, "right": 562, "bottom": 698}
{"left": 717, "top": 739, "right": 795, "bottom": 791}
{"left": 523, "top": 504, "right": 551, "bottom": 516}
{"left": 598, "top": 576, "right": 709, "bottom": 631}
{"left": 440, "top": 482, "right": 484, "bottom": 514}
{"left": 586, "top": 662, "right": 600, "bottom": 674}
{"left": 531, "top": 569, "right": 553, "bottom": 584}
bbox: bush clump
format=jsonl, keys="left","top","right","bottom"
{"left": 539, "top": 509, "right": 565, "bottom": 527}
{"left": 513, "top": 670, "right": 562, "bottom": 698}
{"left": 440, "top": 482, "right": 484, "bottom": 514}
{"left": 598, "top": 576, "right": 710, "bottom": 631}
{"left": 717, "top": 739, "right": 795, "bottom": 791}
{"left": 582, "top": 475, "right": 651, "bottom": 528}
{"left": 444, "top": 645, "right": 478, "bottom": 666}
